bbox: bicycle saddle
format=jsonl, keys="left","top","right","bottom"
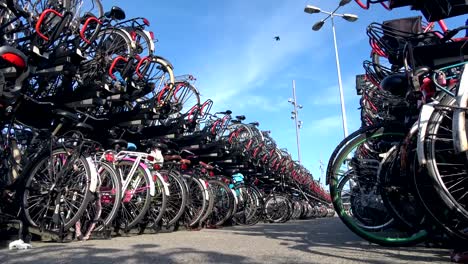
{"left": 199, "top": 161, "right": 214, "bottom": 170}
{"left": 236, "top": 115, "right": 246, "bottom": 120}
{"left": 53, "top": 109, "right": 79, "bottom": 122}
{"left": 108, "top": 139, "right": 127, "bottom": 148}
{"left": 74, "top": 122, "right": 94, "bottom": 132}
{"left": 180, "top": 159, "right": 191, "bottom": 165}
{"left": 164, "top": 155, "right": 181, "bottom": 161}
{"left": 105, "top": 6, "right": 126, "bottom": 20}
{"left": 380, "top": 73, "right": 409, "bottom": 97}
{"left": 249, "top": 121, "right": 259, "bottom": 126}
{"left": 153, "top": 142, "right": 168, "bottom": 150}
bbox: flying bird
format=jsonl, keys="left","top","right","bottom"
{"left": 274, "top": 36, "right": 280, "bottom": 41}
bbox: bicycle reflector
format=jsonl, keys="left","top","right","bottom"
{"left": 181, "top": 163, "right": 188, "bottom": 170}
{"left": 209, "top": 171, "right": 215, "bottom": 177}
{"left": 104, "top": 152, "right": 115, "bottom": 162}
{"left": 153, "top": 164, "right": 161, "bottom": 170}
{"left": 130, "top": 31, "right": 137, "bottom": 41}
{"left": 1, "top": 53, "right": 26, "bottom": 69}
{"left": 162, "top": 174, "right": 169, "bottom": 183}
{"left": 143, "top": 18, "right": 150, "bottom": 26}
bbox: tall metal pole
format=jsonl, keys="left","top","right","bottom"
{"left": 292, "top": 80, "right": 302, "bottom": 164}
{"left": 331, "top": 16, "right": 349, "bottom": 138}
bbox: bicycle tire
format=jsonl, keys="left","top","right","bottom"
{"left": 327, "top": 124, "right": 428, "bottom": 247}
{"left": 160, "top": 169, "right": 187, "bottom": 226}
{"left": 115, "top": 160, "right": 152, "bottom": 230}
{"left": 21, "top": 148, "right": 92, "bottom": 231}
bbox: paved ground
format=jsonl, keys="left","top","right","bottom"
{"left": 0, "top": 218, "right": 452, "bottom": 264}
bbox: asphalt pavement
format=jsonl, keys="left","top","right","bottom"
{"left": 0, "top": 218, "right": 452, "bottom": 264}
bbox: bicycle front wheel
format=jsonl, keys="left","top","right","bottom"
{"left": 328, "top": 124, "right": 428, "bottom": 247}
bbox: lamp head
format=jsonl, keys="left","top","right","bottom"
{"left": 339, "top": 0, "right": 352, "bottom": 6}
{"left": 312, "top": 21, "right": 325, "bottom": 31}
{"left": 342, "top": 13, "right": 358, "bottom": 22}
{"left": 304, "top": 5, "right": 321, "bottom": 14}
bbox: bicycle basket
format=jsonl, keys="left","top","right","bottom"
{"left": 367, "top": 16, "right": 442, "bottom": 67}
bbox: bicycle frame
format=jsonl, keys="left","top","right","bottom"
{"left": 115, "top": 151, "right": 157, "bottom": 197}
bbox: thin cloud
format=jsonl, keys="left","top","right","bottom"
{"left": 307, "top": 115, "right": 343, "bottom": 134}
{"left": 195, "top": 1, "right": 328, "bottom": 110}
{"left": 235, "top": 95, "right": 290, "bottom": 112}
{"left": 309, "top": 76, "right": 358, "bottom": 106}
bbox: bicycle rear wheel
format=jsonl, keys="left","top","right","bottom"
{"left": 94, "top": 161, "right": 122, "bottom": 232}
{"left": 115, "top": 160, "right": 152, "bottom": 230}
{"left": 182, "top": 175, "right": 207, "bottom": 227}
{"left": 22, "top": 149, "right": 92, "bottom": 231}
{"left": 160, "top": 170, "right": 187, "bottom": 226}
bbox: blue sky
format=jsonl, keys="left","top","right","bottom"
{"left": 108, "top": 0, "right": 467, "bottom": 185}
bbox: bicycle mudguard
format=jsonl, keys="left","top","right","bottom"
{"left": 85, "top": 156, "right": 98, "bottom": 193}
{"left": 198, "top": 178, "right": 210, "bottom": 201}
{"left": 153, "top": 170, "right": 170, "bottom": 197}
{"left": 0, "top": 46, "right": 29, "bottom": 97}
{"left": 453, "top": 65, "right": 468, "bottom": 153}
{"left": 121, "top": 157, "right": 156, "bottom": 196}
{"left": 417, "top": 102, "right": 436, "bottom": 165}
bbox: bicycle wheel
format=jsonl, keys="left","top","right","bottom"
{"left": 22, "top": 148, "right": 92, "bottom": 231}
{"left": 171, "top": 81, "right": 201, "bottom": 114}
{"left": 264, "top": 195, "right": 290, "bottom": 223}
{"left": 94, "top": 161, "right": 122, "bottom": 232}
{"left": 160, "top": 170, "right": 187, "bottom": 226}
{"left": 122, "top": 28, "right": 154, "bottom": 57}
{"left": 207, "top": 179, "right": 235, "bottom": 226}
{"left": 232, "top": 185, "right": 260, "bottom": 225}
{"left": 115, "top": 160, "right": 152, "bottom": 230}
{"left": 378, "top": 141, "right": 430, "bottom": 235}
{"left": 133, "top": 57, "right": 175, "bottom": 109}
{"left": 182, "top": 175, "right": 207, "bottom": 227}
{"left": 145, "top": 172, "right": 168, "bottom": 228}
{"left": 424, "top": 97, "right": 468, "bottom": 240}
{"left": 328, "top": 124, "right": 428, "bottom": 246}
{"left": 198, "top": 181, "right": 215, "bottom": 225}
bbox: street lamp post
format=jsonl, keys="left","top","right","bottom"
{"left": 289, "top": 80, "right": 303, "bottom": 164}
{"left": 304, "top": 1, "right": 358, "bottom": 138}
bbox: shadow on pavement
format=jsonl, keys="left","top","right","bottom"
{"left": 224, "top": 218, "right": 450, "bottom": 264}
{"left": 0, "top": 218, "right": 451, "bottom": 264}
{"left": 0, "top": 243, "right": 252, "bottom": 264}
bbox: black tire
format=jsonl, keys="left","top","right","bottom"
{"left": 22, "top": 148, "right": 92, "bottom": 231}
{"left": 115, "top": 160, "right": 152, "bottom": 230}
{"left": 146, "top": 173, "right": 168, "bottom": 228}
{"left": 327, "top": 124, "right": 428, "bottom": 247}
{"left": 183, "top": 175, "right": 207, "bottom": 227}
{"left": 207, "top": 179, "right": 235, "bottom": 226}
{"left": 424, "top": 97, "right": 468, "bottom": 240}
{"left": 160, "top": 170, "right": 187, "bottom": 226}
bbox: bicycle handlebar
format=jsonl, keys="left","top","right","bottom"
{"left": 74, "top": 109, "right": 109, "bottom": 121}
{"left": 22, "top": 95, "right": 54, "bottom": 106}
{"left": 442, "top": 25, "right": 468, "bottom": 42}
